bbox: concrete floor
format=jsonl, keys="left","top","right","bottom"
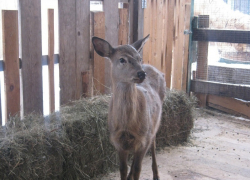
{"left": 97, "top": 109, "right": 250, "bottom": 180}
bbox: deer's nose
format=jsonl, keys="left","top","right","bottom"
{"left": 137, "top": 71, "right": 146, "bottom": 80}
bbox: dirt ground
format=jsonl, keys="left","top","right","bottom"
{"left": 96, "top": 109, "right": 250, "bottom": 180}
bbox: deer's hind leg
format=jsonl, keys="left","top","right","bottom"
{"left": 127, "top": 149, "right": 147, "bottom": 180}
{"left": 151, "top": 139, "right": 160, "bottom": 180}
{"left": 119, "top": 150, "right": 129, "bottom": 180}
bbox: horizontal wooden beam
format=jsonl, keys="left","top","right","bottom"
{"left": 190, "top": 80, "right": 250, "bottom": 101}
{"left": 0, "top": 54, "right": 59, "bottom": 71}
{"left": 192, "top": 28, "right": 250, "bottom": 44}
{"left": 207, "top": 95, "right": 250, "bottom": 119}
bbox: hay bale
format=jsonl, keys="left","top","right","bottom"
{"left": 157, "top": 90, "right": 197, "bottom": 147}
{"left": 0, "top": 91, "right": 196, "bottom": 179}
{"left": 0, "top": 96, "right": 117, "bottom": 180}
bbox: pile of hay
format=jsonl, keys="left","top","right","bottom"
{"left": 0, "top": 91, "right": 196, "bottom": 179}
{"left": 157, "top": 90, "right": 197, "bottom": 147}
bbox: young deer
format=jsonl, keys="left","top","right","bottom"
{"left": 92, "top": 35, "right": 166, "bottom": 180}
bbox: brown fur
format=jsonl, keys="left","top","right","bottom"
{"left": 92, "top": 35, "right": 166, "bottom": 180}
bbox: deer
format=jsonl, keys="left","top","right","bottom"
{"left": 92, "top": 34, "right": 166, "bottom": 180}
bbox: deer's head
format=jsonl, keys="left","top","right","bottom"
{"left": 92, "top": 35, "right": 149, "bottom": 84}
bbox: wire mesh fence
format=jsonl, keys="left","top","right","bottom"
{"left": 193, "top": 0, "right": 250, "bottom": 88}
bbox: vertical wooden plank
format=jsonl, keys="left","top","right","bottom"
{"left": 196, "top": 15, "right": 209, "bottom": 107}
{"left": 128, "top": 0, "right": 139, "bottom": 44}
{"left": 151, "top": 0, "right": 157, "bottom": 68}
{"left": 137, "top": 0, "right": 144, "bottom": 41}
{"left": 161, "top": 1, "right": 167, "bottom": 74}
{"left": 172, "top": 0, "right": 185, "bottom": 90}
{"left": 181, "top": 3, "right": 191, "bottom": 92}
{"left": 2, "top": 10, "right": 20, "bottom": 118}
{"left": 128, "top": 0, "right": 135, "bottom": 44}
{"left": 93, "top": 12, "right": 105, "bottom": 95}
{"left": 19, "top": 0, "right": 43, "bottom": 115}
{"left": 156, "top": 0, "right": 164, "bottom": 71}
{"left": 165, "top": 0, "right": 175, "bottom": 88}
{"left": 143, "top": 0, "right": 152, "bottom": 65}
{"left": 76, "top": 0, "right": 90, "bottom": 98}
{"left": 48, "top": 9, "right": 55, "bottom": 113}
{"left": 58, "top": 0, "right": 77, "bottom": 105}
{"left": 104, "top": 0, "right": 119, "bottom": 94}
{"left": 118, "top": 8, "right": 129, "bottom": 45}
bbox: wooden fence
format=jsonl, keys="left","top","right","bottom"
{"left": 191, "top": 15, "right": 250, "bottom": 118}
{"left": 0, "top": 0, "right": 192, "bottom": 124}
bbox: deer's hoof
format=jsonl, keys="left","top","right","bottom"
{"left": 153, "top": 178, "right": 160, "bottom": 180}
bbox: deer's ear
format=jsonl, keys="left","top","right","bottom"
{"left": 92, "top": 37, "right": 114, "bottom": 57}
{"left": 131, "top": 34, "right": 150, "bottom": 52}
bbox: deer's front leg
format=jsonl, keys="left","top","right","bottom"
{"left": 119, "top": 150, "right": 129, "bottom": 180}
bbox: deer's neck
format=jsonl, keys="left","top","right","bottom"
{"left": 112, "top": 82, "right": 138, "bottom": 125}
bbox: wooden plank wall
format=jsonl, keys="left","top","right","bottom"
{"left": 19, "top": 0, "right": 43, "bottom": 115}
{"left": 0, "top": 0, "right": 131, "bottom": 124}
{"left": 143, "top": 0, "right": 191, "bottom": 90}
{"left": 3, "top": 0, "right": 195, "bottom": 123}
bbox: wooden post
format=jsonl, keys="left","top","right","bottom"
{"left": 2, "top": 10, "right": 20, "bottom": 119}
{"left": 181, "top": 3, "right": 191, "bottom": 92}
{"left": 48, "top": 9, "right": 55, "bottom": 113}
{"left": 93, "top": 12, "right": 106, "bottom": 95}
{"left": 58, "top": 0, "right": 77, "bottom": 105}
{"left": 196, "top": 15, "right": 209, "bottom": 107}
{"left": 19, "top": 0, "right": 43, "bottom": 115}
{"left": 118, "top": 6, "right": 129, "bottom": 45}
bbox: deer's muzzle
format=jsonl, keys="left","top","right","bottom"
{"left": 137, "top": 71, "right": 146, "bottom": 81}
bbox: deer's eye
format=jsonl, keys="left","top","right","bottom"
{"left": 120, "top": 58, "right": 126, "bottom": 64}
